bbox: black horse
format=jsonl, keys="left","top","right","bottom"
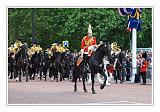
{"left": 8, "top": 52, "right": 16, "bottom": 79}
{"left": 54, "top": 52, "right": 66, "bottom": 81}
{"left": 113, "top": 51, "right": 126, "bottom": 83}
{"left": 30, "top": 52, "right": 41, "bottom": 80}
{"left": 63, "top": 51, "right": 73, "bottom": 80}
{"left": 14, "top": 44, "right": 29, "bottom": 82}
{"left": 73, "top": 43, "right": 113, "bottom": 94}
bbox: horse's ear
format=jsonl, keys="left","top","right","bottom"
{"left": 106, "top": 41, "right": 110, "bottom": 46}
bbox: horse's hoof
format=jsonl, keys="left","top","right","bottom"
{"left": 10, "top": 76, "right": 13, "bottom": 79}
{"left": 74, "top": 89, "right": 77, "bottom": 92}
{"left": 100, "top": 84, "right": 105, "bottom": 89}
{"left": 92, "top": 90, "right": 96, "bottom": 94}
{"left": 16, "top": 77, "right": 18, "bottom": 80}
{"left": 84, "top": 89, "right": 87, "bottom": 93}
{"left": 106, "top": 82, "right": 111, "bottom": 86}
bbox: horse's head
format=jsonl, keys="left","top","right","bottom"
{"left": 118, "top": 51, "right": 126, "bottom": 64}
{"left": 20, "top": 43, "right": 28, "bottom": 53}
{"left": 96, "top": 42, "right": 114, "bottom": 64}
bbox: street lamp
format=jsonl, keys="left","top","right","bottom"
{"left": 32, "top": 8, "right": 35, "bottom": 44}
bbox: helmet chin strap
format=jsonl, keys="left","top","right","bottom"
{"left": 88, "top": 33, "right": 92, "bottom": 37}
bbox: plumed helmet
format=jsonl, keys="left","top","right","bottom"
{"left": 111, "top": 42, "right": 117, "bottom": 50}
{"left": 88, "top": 24, "right": 92, "bottom": 34}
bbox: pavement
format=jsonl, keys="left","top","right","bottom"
{"left": 8, "top": 77, "right": 152, "bottom": 105}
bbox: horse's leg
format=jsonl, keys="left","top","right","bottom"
{"left": 96, "top": 73, "right": 103, "bottom": 85}
{"left": 32, "top": 67, "right": 35, "bottom": 80}
{"left": 120, "top": 70, "right": 123, "bottom": 84}
{"left": 100, "top": 72, "right": 107, "bottom": 89}
{"left": 44, "top": 68, "right": 47, "bottom": 81}
{"left": 82, "top": 73, "right": 87, "bottom": 92}
{"left": 22, "top": 66, "right": 25, "bottom": 77}
{"left": 49, "top": 67, "right": 52, "bottom": 79}
{"left": 26, "top": 66, "right": 28, "bottom": 82}
{"left": 10, "top": 66, "right": 13, "bottom": 79}
{"left": 19, "top": 68, "right": 22, "bottom": 82}
{"left": 15, "top": 66, "right": 18, "bottom": 81}
{"left": 74, "top": 76, "right": 78, "bottom": 92}
{"left": 115, "top": 70, "right": 118, "bottom": 83}
{"left": 104, "top": 70, "right": 111, "bottom": 85}
{"left": 29, "top": 67, "right": 32, "bottom": 80}
{"left": 87, "top": 73, "right": 91, "bottom": 84}
{"left": 40, "top": 67, "right": 42, "bottom": 80}
{"left": 91, "top": 73, "right": 96, "bottom": 94}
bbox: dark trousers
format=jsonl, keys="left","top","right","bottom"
{"left": 83, "top": 54, "right": 88, "bottom": 68}
{"left": 140, "top": 72, "right": 146, "bottom": 84}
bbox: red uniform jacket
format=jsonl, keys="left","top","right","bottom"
{"left": 107, "top": 65, "right": 114, "bottom": 74}
{"left": 81, "top": 36, "right": 97, "bottom": 53}
{"left": 140, "top": 60, "right": 148, "bottom": 73}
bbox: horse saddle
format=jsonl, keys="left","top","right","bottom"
{"left": 76, "top": 56, "right": 83, "bottom": 67}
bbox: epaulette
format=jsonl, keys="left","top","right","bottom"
{"left": 83, "top": 36, "right": 87, "bottom": 40}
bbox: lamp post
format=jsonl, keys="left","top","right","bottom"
{"left": 32, "top": 8, "right": 35, "bottom": 44}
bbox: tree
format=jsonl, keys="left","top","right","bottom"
{"left": 8, "top": 8, "right": 152, "bottom": 50}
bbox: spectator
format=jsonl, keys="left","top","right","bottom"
{"left": 126, "top": 57, "right": 131, "bottom": 81}
{"left": 140, "top": 52, "right": 148, "bottom": 85}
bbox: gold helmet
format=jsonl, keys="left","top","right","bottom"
{"left": 111, "top": 42, "right": 117, "bottom": 51}
{"left": 37, "top": 45, "right": 42, "bottom": 53}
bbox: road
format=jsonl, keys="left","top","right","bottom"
{"left": 8, "top": 77, "right": 152, "bottom": 105}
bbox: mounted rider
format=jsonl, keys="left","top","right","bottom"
{"left": 57, "top": 43, "right": 66, "bottom": 53}
{"left": 8, "top": 44, "right": 14, "bottom": 53}
{"left": 111, "top": 42, "right": 121, "bottom": 56}
{"left": 30, "top": 42, "right": 37, "bottom": 54}
{"left": 14, "top": 39, "right": 23, "bottom": 49}
{"left": 80, "top": 24, "right": 97, "bottom": 70}
{"left": 36, "top": 43, "right": 42, "bottom": 53}
{"left": 51, "top": 42, "right": 58, "bottom": 52}
{"left": 13, "top": 39, "right": 23, "bottom": 54}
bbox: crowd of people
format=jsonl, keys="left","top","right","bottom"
{"left": 123, "top": 50, "right": 152, "bottom": 84}
{"left": 8, "top": 24, "right": 152, "bottom": 85}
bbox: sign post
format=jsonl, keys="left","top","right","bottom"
{"left": 62, "top": 40, "right": 69, "bottom": 48}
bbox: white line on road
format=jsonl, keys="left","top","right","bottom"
{"left": 87, "top": 100, "right": 143, "bottom": 104}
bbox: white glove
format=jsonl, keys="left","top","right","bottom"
{"left": 81, "top": 49, "right": 84, "bottom": 58}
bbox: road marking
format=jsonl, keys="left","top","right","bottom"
{"left": 87, "top": 100, "right": 143, "bottom": 104}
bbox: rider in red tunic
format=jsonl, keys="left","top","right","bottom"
{"left": 80, "top": 24, "right": 97, "bottom": 70}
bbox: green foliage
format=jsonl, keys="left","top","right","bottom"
{"left": 8, "top": 8, "right": 152, "bottom": 50}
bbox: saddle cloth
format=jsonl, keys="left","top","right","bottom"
{"left": 76, "top": 56, "right": 83, "bottom": 67}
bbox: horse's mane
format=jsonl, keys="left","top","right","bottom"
{"left": 95, "top": 44, "right": 105, "bottom": 52}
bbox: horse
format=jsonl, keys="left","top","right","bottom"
{"left": 13, "top": 44, "right": 29, "bottom": 82}
{"left": 8, "top": 52, "right": 16, "bottom": 79}
{"left": 113, "top": 51, "right": 126, "bottom": 83}
{"left": 62, "top": 51, "right": 73, "bottom": 80}
{"left": 30, "top": 52, "right": 41, "bottom": 80}
{"left": 73, "top": 43, "right": 113, "bottom": 94}
{"left": 54, "top": 52, "right": 66, "bottom": 81}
